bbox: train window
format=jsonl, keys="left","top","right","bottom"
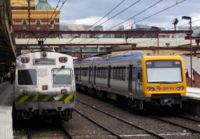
{"left": 96, "top": 67, "right": 107, "bottom": 78}
{"left": 133, "top": 67, "right": 139, "bottom": 80}
{"left": 146, "top": 60, "right": 182, "bottom": 83}
{"left": 18, "top": 69, "right": 37, "bottom": 85}
{"left": 119, "top": 68, "right": 122, "bottom": 80}
{"left": 52, "top": 68, "right": 72, "bottom": 85}
{"left": 81, "top": 68, "right": 88, "bottom": 76}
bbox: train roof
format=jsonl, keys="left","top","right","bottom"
{"left": 17, "top": 51, "right": 72, "bottom": 58}
{"left": 142, "top": 55, "right": 183, "bottom": 60}
{"left": 108, "top": 52, "right": 143, "bottom": 61}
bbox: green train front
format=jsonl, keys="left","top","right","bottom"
{"left": 14, "top": 52, "right": 76, "bottom": 121}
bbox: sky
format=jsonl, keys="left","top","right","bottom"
{"left": 45, "top": 0, "right": 200, "bottom": 29}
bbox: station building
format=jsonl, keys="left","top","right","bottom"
{"left": 11, "top": 0, "right": 60, "bottom": 38}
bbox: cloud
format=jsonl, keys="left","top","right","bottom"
{"left": 74, "top": 16, "right": 105, "bottom": 25}
{"left": 60, "top": 16, "right": 125, "bottom": 30}
{"left": 47, "top": 0, "right": 200, "bottom": 29}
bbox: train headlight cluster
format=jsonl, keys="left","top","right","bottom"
{"left": 176, "top": 86, "right": 184, "bottom": 91}
{"left": 21, "top": 57, "right": 30, "bottom": 63}
{"left": 59, "top": 57, "right": 68, "bottom": 63}
{"left": 147, "top": 87, "right": 155, "bottom": 92}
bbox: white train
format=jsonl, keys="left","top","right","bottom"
{"left": 13, "top": 51, "right": 76, "bottom": 121}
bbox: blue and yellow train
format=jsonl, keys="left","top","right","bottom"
{"left": 74, "top": 52, "right": 187, "bottom": 109}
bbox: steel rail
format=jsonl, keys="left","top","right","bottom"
{"left": 77, "top": 100, "right": 167, "bottom": 139}
{"left": 173, "top": 114, "right": 200, "bottom": 123}
{"left": 60, "top": 123, "right": 73, "bottom": 139}
{"left": 74, "top": 109, "right": 124, "bottom": 139}
{"left": 151, "top": 116, "right": 200, "bottom": 134}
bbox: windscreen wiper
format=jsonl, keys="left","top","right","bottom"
{"left": 53, "top": 66, "right": 65, "bottom": 75}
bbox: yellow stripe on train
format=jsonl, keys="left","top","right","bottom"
{"left": 15, "top": 94, "right": 75, "bottom": 103}
{"left": 64, "top": 94, "right": 74, "bottom": 103}
{"left": 18, "top": 95, "right": 29, "bottom": 103}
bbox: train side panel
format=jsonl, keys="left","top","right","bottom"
{"left": 74, "top": 53, "right": 186, "bottom": 109}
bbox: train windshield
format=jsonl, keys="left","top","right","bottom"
{"left": 52, "top": 68, "right": 72, "bottom": 85}
{"left": 18, "top": 69, "right": 37, "bottom": 85}
{"left": 146, "top": 60, "right": 182, "bottom": 83}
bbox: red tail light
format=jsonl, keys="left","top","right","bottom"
{"left": 21, "top": 57, "right": 30, "bottom": 63}
{"left": 59, "top": 57, "right": 68, "bottom": 63}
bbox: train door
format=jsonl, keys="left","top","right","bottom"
{"left": 132, "top": 66, "right": 143, "bottom": 96}
{"left": 108, "top": 66, "right": 111, "bottom": 88}
{"left": 94, "top": 66, "right": 96, "bottom": 85}
{"left": 89, "top": 66, "right": 91, "bottom": 83}
{"left": 136, "top": 68, "right": 143, "bottom": 96}
{"left": 80, "top": 67, "right": 81, "bottom": 81}
{"left": 128, "top": 65, "right": 133, "bottom": 92}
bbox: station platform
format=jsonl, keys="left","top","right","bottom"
{"left": 0, "top": 82, "right": 14, "bottom": 139}
{"left": 186, "top": 87, "right": 200, "bottom": 100}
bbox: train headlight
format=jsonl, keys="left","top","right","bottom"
{"left": 176, "top": 86, "right": 184, "bottom": 91}
{"left": 21, "top": 57, "right": 30, "bottom": 63}
{"left": 59, "top": 57, "right": 68, "bottom": 63}
{"left": 147, "top": 87, "right": 155, "bottom": 92}
{"left": 61, "top": 89, "right": 68, "bottom": 94}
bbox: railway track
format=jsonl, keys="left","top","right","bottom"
{"left": 59, "top": 122, "right": 73, "bottom": 139}
{"left": 74, "top": 109, "right": 123, "bottom": 139}
{"left": 150, "top": 115, "right": 200, "bottom": 134}
{"left": 13, "top": 119, "right": 72, "bottom": 139}
{"left": 77, "top": 92, "right": 200, "bottom": 138}
{"left": 174, "top": 113, "right": 200, "bottom": 123}
{"left": 77, "top": 99, "right": 167, "bottom": 139}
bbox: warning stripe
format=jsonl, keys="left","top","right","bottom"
{"left": 64, "top": 94, "right": 74, "bottom": 103}
{"left": 15, "top": 94, "right": 75, "bottom": 103}
{"left": 18, "top": 95, "right": 29, "bottom": 103}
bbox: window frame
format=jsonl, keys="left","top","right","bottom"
{"left": 17, "top": 69, "right": 37, "bottom": 86}
{"left": 52, "top": 68, "right": 73, "bottom": 86}
{"left": 146, "top": 60, "right": 183, "bottom": 83}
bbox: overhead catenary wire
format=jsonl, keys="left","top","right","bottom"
{"left": 79, "top": 0, "right": 142, "bottom": 44}
{"left": 76, "top": 0, "right": 127, "bottom": 44}
{"left": 89, "top": 0, "right": 126, "bottom": 30}
{"left": 133, "top": 0, "right": 187, "bottom": 25}
{"left": 97, "top": 0, "right": 142, "bottom": 26}
{"left": 123, "top": 0, "right": 187, "bottom": 46}
{"left": 25, "top": 0, "right": 62, "bottom": 51}
{"left": 27, "top": 0, "right": 34, "bottom": 52}
{"left": 110, "top": 0, "right": 163, "bottom": 30}
{"left": 111, "top": 0, "right": 187, "bottom": 48}
{"left": 46, "top": 0, "right": 61, "bottom": 27}
{"left": 85, "top": 0, "right": 188, "bottom": 46}
{"left": 43, "top": 0, "right": 69, "bottom": 43}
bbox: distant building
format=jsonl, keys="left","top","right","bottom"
{"left": 59, "top": 23, "right": 108, "bottom": 58}
{"left": 60, "top": 24, "right": 103, "bottom": 38}
{"left": 115, "top": 24, "right": 161, "bottom": 38}
{"left": 11, "top": 0, "right": 60, "bottom": 38}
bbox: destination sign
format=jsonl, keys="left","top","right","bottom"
{"left": 33, "top": 58, "right": 55, "bottom": 65}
